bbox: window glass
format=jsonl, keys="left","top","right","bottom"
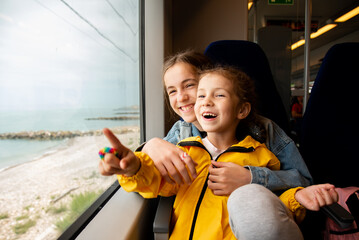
{"left": 0, "top": 0, "right": 140, "bottom": 239}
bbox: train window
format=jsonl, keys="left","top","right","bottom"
{"left": 0, "top": 0, "right": 140, "bottom": 239}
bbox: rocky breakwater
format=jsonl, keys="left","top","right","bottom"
{"left": 0, "top": 126, "right": 139, "bottom": 140}
{"left": 85, "top": 116, "right": 139, "bottom": 120}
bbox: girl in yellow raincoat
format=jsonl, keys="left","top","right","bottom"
{"left": 100, "top": 66, "right": 338, "bottom": 240}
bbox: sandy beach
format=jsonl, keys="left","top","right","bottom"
{"left": 0, "top": 126, "right": 140, "bottom": 240}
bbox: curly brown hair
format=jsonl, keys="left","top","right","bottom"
{"left": 198, "top": 66, "right": 262, "bottom": 141}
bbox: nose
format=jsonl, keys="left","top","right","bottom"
{"left": 201, "top": 96, "right": 213, "bottom": 106}
{"left": 177, "top": 90, "right": 189, "bottom": 102}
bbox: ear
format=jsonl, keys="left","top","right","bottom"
{"left": 237, "top": 102, "right": 251, "bottom": 120}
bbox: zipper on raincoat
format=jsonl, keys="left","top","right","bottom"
{"left": 178, "top": 141, "right": 255, "bottom": 240}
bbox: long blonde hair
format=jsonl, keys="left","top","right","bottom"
{"left": 163, "top": 50, "right": 212, "bottom": 79}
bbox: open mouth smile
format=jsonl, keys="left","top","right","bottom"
{"left": 202, "top": 112, "right": 217, "bottom": 119}
{"left": 179, "top": 104, "right": 194, "bottom": 112}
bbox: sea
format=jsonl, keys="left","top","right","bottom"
{"left": 0, "top": 107, "right": 140, "bottom": 171}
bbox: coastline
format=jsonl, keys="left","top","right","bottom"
{"left": 0, "top": 142, "right": 66, "bottom": 173}
{"left": 0, "top": 126, "right": 139, "bottom": 171}
{"left": 0, "top": 126, "right": 138, "bottom": 140}
{"left": 0, "top": 126, "right": 140, "bottom": 240}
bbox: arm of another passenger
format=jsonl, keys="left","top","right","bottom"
{"left": 247, "top": 116, "right": 313, "bottom": 191}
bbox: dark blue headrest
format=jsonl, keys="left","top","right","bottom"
{"left": 300, "top": 42, "right": 359, "bottom": 187}
{"left": 204, "top": 40, "right": 289, "bottom": 133}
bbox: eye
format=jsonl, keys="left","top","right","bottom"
{"left": 168, "top": 89, "right": 176, "bottom": 95}
{"left": 185, "top": 82, "right": 196, "bottom": 89}
{"left": 197, "top": 95, "right": 205, "bottom": 98}
{"left": 216, "top": 94, "right": 225, "bottom": 98}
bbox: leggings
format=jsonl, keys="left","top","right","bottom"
{"left": 227, "top": 184, "right": 304, "bottom": 240}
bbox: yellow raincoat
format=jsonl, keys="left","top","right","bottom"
{"left": 118, "top": 136, "right": 304, "bottom": 240}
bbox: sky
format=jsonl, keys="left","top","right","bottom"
{"left": 0, "top": 0, "right": 139, "bottom": 111}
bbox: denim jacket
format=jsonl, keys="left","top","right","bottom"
{"left": 163, "top": 116, "right": 313, "bottom": 191}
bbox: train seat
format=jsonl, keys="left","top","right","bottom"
{"left": 300, "top": 42, "right": 359, "bottom": 187}
{"left": 299, "top": 42, "right": 359, "bottom": 238}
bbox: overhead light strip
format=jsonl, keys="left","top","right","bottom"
{"left": 335, "top": 6, "right": 359, "bottom": 22}
{"left": 291, "top": 5, "right": 358, "bottom": 51}
{"left": 291, "top": 39, "right": 305, "bottom": 51}
{"left": 310, "top": 23, "right": 337, "bottom": 39}
{"left": 291, "top": 23, "right": 337, "bottom": 50}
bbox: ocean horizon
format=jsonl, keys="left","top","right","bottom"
{"left": 0, "top": 107, "right": 140, "bottom": 170}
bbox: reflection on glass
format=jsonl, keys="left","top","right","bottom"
{"left": 0, "top": 0, "right": 139, "bottom": 239}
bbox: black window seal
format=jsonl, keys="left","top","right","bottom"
{"left": 57, "top": 181, "right": 121, "bottom": 240}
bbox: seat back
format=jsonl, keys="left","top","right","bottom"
{"left": 300, "top": 42, "right": 359, "bottom": 187}
{"left": 204, "top": 40, "right": 289, "bottom": 133}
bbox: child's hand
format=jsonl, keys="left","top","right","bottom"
{"left": 98, "top": 128, "right": 140, "bottom": 177}
{"left": 142, "top": 138, "right": 197, "bottom": 185}
{"left": 208, "top": 161, "right": 251, "bottom": 196}
{"left": 295, "top": 184, "right": 338, "bottom": 211}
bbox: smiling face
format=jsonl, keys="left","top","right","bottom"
{"left": 195, "top": 72, "right": 250, "bottom": 142}
{"left": 164, "top": 62, "right": 199, "bottom": 124}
